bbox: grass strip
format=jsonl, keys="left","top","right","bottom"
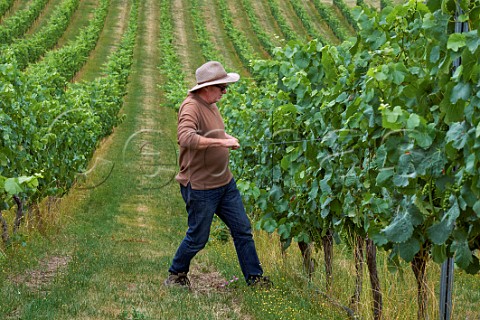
{"left": 5, "top": 0, "right": 80, "bottom": 69}
{"left": 310, "top": 0, "right": 352, "bottom": 42}
{"left": 0, "top": 0, "right": 14, "bottom": 18}
{"left": 0, "top": 0, "right": 49, "bottom": 46}
{"left": 288, "top": 0, "right": 327, "bottom": 43}
{"left": 26, "top": 0, "right": 110, "bottom": 81}
{"left": 240, "top": 0, "right": 276, "bottom": 56}
{"left": 158, "top": 0, "right": 187, "bottom": 110}
{"left": 332, "top": 0, "right": 359, "bottom": 31}
{"left": 265, "top": 0, "right": 298, "bottom": 42}
{"left": 189, "top": 0, "right": 222, "bottom": 62}
{"left": 217, "top": 0, "right": 258, "bottom": 74}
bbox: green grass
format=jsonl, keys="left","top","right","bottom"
{"left": 55, "top": 0, "right": 97, "bottom": 48}
{"left": 74, "top": 0, "right": 132, "bottom": 82}
{"left": 202, "top": 0, "right": 247, "bottom": 78}
{"left": 26, "top": 0, "right": 65, "bottom": 35}
{"left": 225, "top": 0, "right": 270, "bottom": 59}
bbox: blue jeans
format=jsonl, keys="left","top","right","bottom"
{"left": 169, "top": 178, "right": 263, "bottom": 281}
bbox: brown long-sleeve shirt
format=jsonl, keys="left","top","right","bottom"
{"left": 175, "top": 93, "right": 233, "bottom": 190}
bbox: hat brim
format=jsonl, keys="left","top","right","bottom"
{"left": 188, "top": 73, "right": 240, "bottom": 92}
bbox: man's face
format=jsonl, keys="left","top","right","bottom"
{"left": 204, "top": 84, "right": 228, "bottom": 104}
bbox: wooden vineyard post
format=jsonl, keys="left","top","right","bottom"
{"left": 366, "top": 238, "right": 382, "bottom": 320}
{"left": 322, "top": 229, "right": 334, "bottom": 292}
{"left": 298, "top": 241, "right": 315, "bottom": 280}
{"left": 350, "top": 235, "right": 364, "bottom": 313}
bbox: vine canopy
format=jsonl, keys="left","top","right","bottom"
{"left": 223, "top": 0, "right": 480, "bottom": 273}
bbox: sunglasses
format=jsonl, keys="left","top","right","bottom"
{"left": 215, "top": 84, "right": 229, "bottom": 91}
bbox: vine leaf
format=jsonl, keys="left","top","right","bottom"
{"left": 381, "top": 210, "right": 414, "bottom": 243}
{"left": 451, "top": 231, "right": 472, "bottom": 269}
{"left": 427, "top": 219, "right": 452, "bottom": 245}
{"left": 427, "top": 200, "right": 460, "bottom": 244}
{"left": 450, "top": 82, "right": 471, "bottom": 103}
{"left": 465, "top": 31, "right": 480, "bottom": 53}
{"left": 473, "top": 200, "right": 480, "bottom": 217}
{"left": 446, "top": 121, "right": 468, "bottom": 149}
{"left": 397, "top": 237, "right": 421, "bottom": 262}
{"left": 447, "top": 33, "right": 466, "bottom": 52}
{"left": 4, "top": 178, "right": 23, "bottom": 195}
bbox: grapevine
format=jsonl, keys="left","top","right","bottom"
{"left": 0, "top": 0, "right": 138, "bottom": 237}
{"left": 0, "top": 0, "right": 49, "bottom": 46}
{"left": 222, "top": 0, "right": 480, "bottom": 317}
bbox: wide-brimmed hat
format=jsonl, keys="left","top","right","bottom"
{"left": 188, "top": 61, "right": 240, "bottom": 92}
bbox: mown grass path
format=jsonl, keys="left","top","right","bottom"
{"left": 26, "top": 0, "right": 65, "bottom": 35}
{"left": 55, "top": 0, "right": 97, "bottom": 47}
{"left": 202, "top": 0, "right": 245, "bottom": 76}
{"left": 74, "top": 0, "right": 131, "bottom": 82}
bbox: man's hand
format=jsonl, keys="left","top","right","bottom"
{"left": 224, "top": 137, "right": 240, "bottom": 149}
{"left": 195, "top": 134, "right": 240, "bottom": 150}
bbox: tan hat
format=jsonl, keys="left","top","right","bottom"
{"left": 189, "top": 61, "right": 240, "bottom": 92}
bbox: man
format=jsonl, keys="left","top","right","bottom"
{"left": 165, "top": 61, "right": 272, "bottom": 288}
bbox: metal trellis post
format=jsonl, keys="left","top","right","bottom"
{"left": 439, "top": 3, "right": 469, "bottom": 320}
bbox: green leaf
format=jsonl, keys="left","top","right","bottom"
{"left": 261, "top": 218, "right": 278, "bottom": 233}
{"left": 281, "top": 155, "right": 291, "bottom": 170}
{"left": 309, "top": 179, "right": 319, "bottom": 200}
{"left": 293, "top": 50, "right": 310, "bottom": 69}
{"left": 295, "top": 231, "right": 310, "bottom": 243}
{"left": 269, "top": 185, "right": 283, "bottom": 201}
{"left": 451, "top": 232, "right": 472, "bottom": 269}
{"left": 463, "top": 256, "right": 480, "bottom": 274}
{"left": 429, "top": 45, "right": 440, "bottom": 63}
{"left": 427, "top": 201, "right": 460, "bottom": 244}
{"left": 366, "top": 29, "right": 386, "bottom": 49}
{"left": 450, "top": 82, "right": 471, "bottom": 103}
{"left": 393, "top": 162, "right": 416, "bottom": 187}
{"left": 278, "top": 223, "right": 292, "bottom": 240}
{"left": 446, "top": 122, "right": 467, "bottom": 149}
{"left": 427, "top": 219, "right": 452, "bottom": 245}
{"left": 406, "top": 114, "right": 420, "bottom": 129}
{"left": 370, "top": 231, "right": 389, "bottom": 246}
{"left": 376, "top": 168, "right": 394, "bottom": 186}
{"left": 4, "top": 178, "right": 23, "bottom": 195}
{"left": 411, "top": 130, "right": 433, "bottom": 149}
{"left": 0, "top": 152, "right": 8, "bottom": 166}
{"left": 382, "top": 106, "right": 404, "bottom": 130}
{"left": 447, "top": 33, "right": 466, "bottom": 52}
{"left": 397, "top": 237, "right": 420, "bottom": 262}
{"left": 18, "top": 175, "right": 39, "bottom": 187}
{"left": 344, "top": 167, "right": 357, "bottom": 187}
{"left": 320, "top": 176, "right": 331, "bottom": 194}
{"left": 445, "top": 198, "right": 460, "bottom": 223}
{"left": 431, "top": 244, "right": 448, "bottom": 264}
{"left": 374, "top": 70, "right": 388, "bottom": 81}
{"left": 391, "top": 63, "right": 407, "bottom": 85}
{"left": 382, "top": 210, "right": 414, "bottom": 243}
{"left": 465, "top": 31, "right": 480, "bottom": 53}
{"left": 385, "top": 106, "right": 403, "bottom": 123}
{"left": 473, "top": 200, "right": 480, "bottom": 218}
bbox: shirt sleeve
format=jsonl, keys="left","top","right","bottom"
{"left": 177, "top": 102, "right": 200, "bottom": 149}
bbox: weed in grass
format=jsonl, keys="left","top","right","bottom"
{"left": 118, "top": 307, "right": 147, "bottom": 320}
{"left": 220, "top": 275, "right": 240, "bottom": 289}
